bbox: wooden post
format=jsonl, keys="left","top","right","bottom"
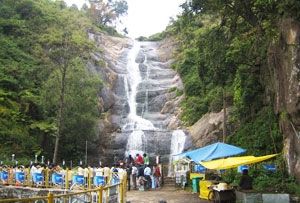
{"left": 45, "top": 168, "right": 49, "bottom": 188}
{"left": 47, "top": 192, "right": 54, "bottom": 203}
{"left": 120, "top": 181, "right": 123, "bottom": 203}
{"left": 98, "top": 187, "right": 103, "bottom": 203}
{"left": 65, "top": 168, "right": 69, "bottom": 189}
{"left": 88, "top": 172, "right": 91, "bottom": 190}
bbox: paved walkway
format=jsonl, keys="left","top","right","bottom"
{"left": 126, "top": 187, "right": 209, "bottom": 203}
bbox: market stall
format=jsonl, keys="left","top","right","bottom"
{"left": 173, "top": 142, "right": 246, "bottom": 196}
{"left": 199, "top": 154, "right": 278, "bottom": 202}
{"left": 172, "top": 157, "right": 190, "bottom": 188}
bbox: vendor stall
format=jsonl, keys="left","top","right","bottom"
{"left": 174, "top": 142, "right": 246, "bottom": 198}
{"left": 172, "top": 157, "right": 190, "bottom": 188}
{"left": 199, "top": 154, "right": 278, "bottom": 202}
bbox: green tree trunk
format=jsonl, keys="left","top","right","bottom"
{"left": 53, "top": 65, "right": 67, "bottom": 164}
{"left": 223, "top": 88, "right": 227, "bottom": 143}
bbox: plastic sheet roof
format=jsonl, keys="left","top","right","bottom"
{"left": 174, "top": 142, "right": 246, "bottom": 163}
{"left": 200, "top": 154, "right": 278, "bottom": 170}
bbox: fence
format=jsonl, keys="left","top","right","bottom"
{"left": 0, "top": 168, "right": 124, "bottom": 189}
{"left": 0, "top": 181, "right": 127, "bottom": 203}
{"left": 0, "top": 168, "right": 127, "bottom": 203}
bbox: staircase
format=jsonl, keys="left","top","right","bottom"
{"left": 162, "top": 177, "right": 176, "bottom": 191}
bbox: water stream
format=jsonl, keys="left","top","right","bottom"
{"left": 122, "top": 40, "right": 187, "bottom": 172}
{"left": 124, "top": 41, "right": 156, "bottom": 157}
{"left": 168, "top": 130, "right": 186, "bottom": 176}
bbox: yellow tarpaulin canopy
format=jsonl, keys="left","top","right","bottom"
{"left": 200, "top": 154, "right": 278, "bottom": 170}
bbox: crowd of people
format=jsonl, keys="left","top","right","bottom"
{"left": 0, "top": 153, "right": 162, "bottom": 191}
{"left": 125, "top": 153, "right": 162, "bottom": 191}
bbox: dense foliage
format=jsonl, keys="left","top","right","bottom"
{"left": 162, "top": 0, "right": 300, "bottom": 192}
{"left": 0, "top": 0, "right": 107, "bottom": 163}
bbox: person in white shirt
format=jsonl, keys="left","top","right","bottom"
{"left": 30, "top": 164, "right": 37, "bottom": 177}
{"left": 77, "top": 165, "right": 84, "bottom": 176}
{"left": 103, "top": 165, "right": 110, "bottom": 182}
{"left": 84, "top": 166, "right": 89, "bottom": 186}
{"left": 88, "top": 165, "right": 94, "bottom": 185}
{"left": 94, "top": 166, "right": 103, "bottom": 176}
{"left": 144, "top": 165, "right": 152, "bottom": 190}
{"left": 131, "top": 164, "right": 138, "bottom": 189}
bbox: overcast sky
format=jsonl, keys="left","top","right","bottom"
{"left": 64, "top": 0, "right": 185, "bottom": 37}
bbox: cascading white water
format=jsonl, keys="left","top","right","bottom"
{"left": 168, "top": 130, "right": 186, "bottom": 177}
{"left": 126, "top": 130, "right": 145, "bottom": 157}
{"left": 124, "top": 41, "right": 156, "bottom": 157}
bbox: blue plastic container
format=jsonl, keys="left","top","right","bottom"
{"left": 72, "top": 175, "right": 84, "bottom": 185}
{"left": 194, "top": 165, "right": 206, "bottom": 173}
{"left": 111, "top": 176, "right": 120, "bottom": 185}
{"left": 237, "top": 165, "right": 249, "bottom": 173}
{"left": 52, "top": 173, "right": 63, "bottom": 185}
{"left": 263, "top": 164, "right": 276, "bottom": 172}
{"left": 93, "top": 176, "right": 105, "bottom": 186}
{"left": 33, "top": 173, "right": 43, "bottom": 183}
{"left": 15, "top": 172, "right": 25, "bottom": 183}
{"left": 0, "top": 171, "right": 8, "bottom": 181}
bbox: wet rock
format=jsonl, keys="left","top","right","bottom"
{"left": 135, "top": 50, "right": 145, "bottom": 63}
{"left": 139, "top": 63, "right": 147, "bottom": 72}
{"left": 148, "top": 94, "right": 169, "bottom": 112}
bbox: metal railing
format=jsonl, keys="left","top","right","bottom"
{"left": 0, "top": 180, "right": 127, "bottom": 203}
{"left": 0, "top": 168, "right": 123, "bottom": 189}
{"left": 0, "top": 169, "right": 127, "bottom": 203}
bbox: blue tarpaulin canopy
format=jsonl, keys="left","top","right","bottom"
{"left": 174, "top": 142, "right": 246, "bottom": 163}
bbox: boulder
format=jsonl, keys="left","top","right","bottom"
{"left": 188, "top": 109, "right": 232, "bottom": 147}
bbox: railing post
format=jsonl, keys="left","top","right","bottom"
{"left": 27, "top": 168, "right": 32, "bottom": 187}
{"left": 47, "top": 192, "right": 54, "bottom": 203}
{"left": 124, "top": 176, "right": 127, "bottom": 200}
{"left": 98, "top": 187, "right": 103, "bottom": 203}
{"left": 45, "top": 168, "right": 49, "bottom": 188}
{"left": 88, "top": 172, "right": 91, "bottom": 190}
{"left": 120, "top": 181, "right": 124, "bottom": 203}
{"left": 65, "top": 168, "right": 69, "bottom": 189}
{"left": 8, "top": 168, "right": 13, "bottom": 185}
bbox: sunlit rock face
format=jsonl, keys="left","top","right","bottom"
{"left": 268, "top": 18, "right": 300, "bottom": 182}
{"left": 88, "top": 34, "right": 191, "bottom": 165}
{"left": 188, "top": 109, "right": 232, "bottom": 148}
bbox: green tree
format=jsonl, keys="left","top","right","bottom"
{"left": 39, "top": 10, "right": 96, "bottom": 163}
{"left": 89, "top": 0, "right": 128, "bottom": 25}
{"left": 0, "top": 0, "right": 102, "bottom": 163}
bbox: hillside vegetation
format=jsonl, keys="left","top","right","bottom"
{"left": 0, "top": 0, "right": 106, "bottom": 163}
{"left": 157, "top": 0, "right": 300, "bottom": 193}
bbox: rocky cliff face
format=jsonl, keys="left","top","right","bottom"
{"left": 87, "top": 34, "right": 190, "bottom": 164}
{"left": 87, "top": 33, "right": 130, "bottom": 163}
{"left": 268, "top": 18, "right": 300, "bottom": 181}
{"left": 188, "top": 109, "right": 231, "bottom": 148}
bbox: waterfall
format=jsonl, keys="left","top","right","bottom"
{"left": 126, "top": 130, "right": 145, "bottom": 157}
{"left": 168, "top": 130, "right": 186, "bottom": 177}
{"left": 120, "top": 40, "right": 187, "bottom": 171}
{"left": 124, "top": 41, "right": 156, "bottom": 157}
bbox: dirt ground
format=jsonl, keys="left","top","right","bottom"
{"left": 126, "top": 188, "right": 209, "bottom": 203}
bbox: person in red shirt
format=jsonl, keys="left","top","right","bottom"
{"left": 153, "top": 164, "right": 161, "bottom": 188}
{"left": 135, "top": 154, "right": 144, "bottom": 165}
